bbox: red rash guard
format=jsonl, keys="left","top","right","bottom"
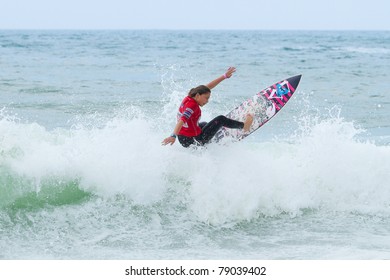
{"left": 178, "top": 96, "right": 201, "bottom": 137}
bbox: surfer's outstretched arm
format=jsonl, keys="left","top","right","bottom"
{"left": 162, "top": 119, "right": 184, "bottom": 146}
{"left": 206, "top": 67, "right": 236, "bottom": 90}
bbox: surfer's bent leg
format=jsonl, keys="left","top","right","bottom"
{"left": 198, "top": 115, "right": 244, "bottom": 144}
{"left": 177, "top": 135, "right": 196, "bottom": 147}
{"left": 199, "top": 122, "right": 207, "bottom": 130}
{"left": 177, "top": 121, "right": 218, "bottom": 148}
{"left": 177, "top": 117, "right": 246, "bottom": 148}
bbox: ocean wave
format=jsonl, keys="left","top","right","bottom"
{"left": 1, "top": 106, "right": 389, "bottom": 224}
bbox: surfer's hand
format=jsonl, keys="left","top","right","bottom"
{"left": 224, "top": 67, "right": 236, "bottom": 79}
{"left": 162, "top": 136, "right": 176, "bottom": 146}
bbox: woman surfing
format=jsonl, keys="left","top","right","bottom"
{"left": 162, "top": 67, "right": 253, "bottom": 148}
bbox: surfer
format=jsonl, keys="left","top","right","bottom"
{"left": 162, "top": 67, "right": 253, "bottom": 147}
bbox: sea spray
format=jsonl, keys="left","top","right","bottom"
{"left": 2, "top": 99, "right": 390, "bottom": 221}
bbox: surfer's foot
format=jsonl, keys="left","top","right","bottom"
{"left": 243, "top": 114, "right": 253, "bottom": 132}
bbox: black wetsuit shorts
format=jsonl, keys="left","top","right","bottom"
{"left": 177, "top": 115, "right": 244, "bottom": 148}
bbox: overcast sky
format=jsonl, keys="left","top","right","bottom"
{"left": 1, "top": 0, "right": 389, "bottom": 30}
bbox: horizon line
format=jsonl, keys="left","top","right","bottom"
{"left": 0, "top": 28, "right": 389, "bottom": 32}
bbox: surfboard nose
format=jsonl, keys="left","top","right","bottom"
{"left": 288, "top": 75, "right": 302, "bottom": 90}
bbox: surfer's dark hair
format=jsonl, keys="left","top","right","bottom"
{"left": 188, "top": 85, "right": 211, "bottom": 98}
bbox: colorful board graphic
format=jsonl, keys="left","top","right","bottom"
{"left": 215, "top": 75, "right": 302, "bottom": 141}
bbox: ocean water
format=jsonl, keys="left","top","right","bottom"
{"left": 0, "top": 30, "right": 390, "bottom": 259}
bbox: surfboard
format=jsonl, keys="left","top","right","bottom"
{"left": 214, "top": 74, "right": 302, "bottom": 141}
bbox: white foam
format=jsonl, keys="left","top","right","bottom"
{"left": 1, "top": 105, "right": 390, "bottom": 224}
{"left": 186, "top": 116, "right": 390, "bottom": 223}
{"left": 0, "top": 110, "right": 170, "bottom": 204}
